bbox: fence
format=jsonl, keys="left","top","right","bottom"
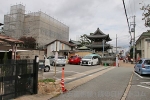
{"left": 0, "top": 56, "right": 38, "bottom": 100}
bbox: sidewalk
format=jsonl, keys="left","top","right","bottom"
{"left": 119, "top": 60, "right": 134, "bottom": 67}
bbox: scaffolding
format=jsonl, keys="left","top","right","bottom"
{"left": 4, "top": 4, "right": 69, "bottom": 48}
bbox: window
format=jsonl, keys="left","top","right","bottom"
{"left": 58, "top": 57, "right": 65, "bottom": 59}
{"left": 137, "top": 60, "right": 143, "bottom": 64}
{"left": 144, "top": 60, "right": 150, "bottom": 65}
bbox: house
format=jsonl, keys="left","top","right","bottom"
{"left": 46, "top": 39, "right": 75, "bottom": 58}
{"left": 69, "top": 39, "right": 82, "bottom": 49}
{"left": 0, "top": 34, "right": 23, "bottom": 60}
{"left": 136, "top": 30, "right": 150, "bottom": 59}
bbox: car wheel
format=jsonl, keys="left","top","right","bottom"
{"left": 44, "top": 66, "right": 50, "bottom": 72}
{"left": 63, "top": 64, "right": 65, "bottom": 66}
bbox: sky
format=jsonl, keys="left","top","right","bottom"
{"left": 0, "top": 0, "right": 150, "bottom": 50}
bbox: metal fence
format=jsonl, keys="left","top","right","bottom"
{"left": 0, "top": 57, "right": 38, "bottom": 100}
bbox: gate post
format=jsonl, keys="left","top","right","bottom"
{"left": 33, "top": 56, "right": 39, "bottom": 94}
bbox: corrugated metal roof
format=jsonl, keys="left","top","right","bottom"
{"left": 0, "top": 34, "right": 23, "bottom": 44}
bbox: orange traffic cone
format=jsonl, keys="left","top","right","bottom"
{"left": 61, "top": 67, "right": 67, "bottom": 92}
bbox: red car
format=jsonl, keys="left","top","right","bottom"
{"left": 68, "top": 56, "right": 81, "bottom": 65}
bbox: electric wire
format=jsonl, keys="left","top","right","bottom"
{"left": 122, "top": 0, "right": 132, "bottom": 38}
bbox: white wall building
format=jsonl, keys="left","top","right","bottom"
{"left": 46, "top": 39, "right": 75, "bottom": 57}
{"left": 136, "top": 30, "right": 150, "bottom": 59}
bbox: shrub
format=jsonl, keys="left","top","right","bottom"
{"left": 39, "top": 79, "right": 55, "bottom": 83}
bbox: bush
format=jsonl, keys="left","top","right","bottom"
{"left": 39, "top": 79, "right": 55, "bottom": 83}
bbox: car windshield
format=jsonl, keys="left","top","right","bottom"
{"left": 71, "top": 56, "right": 76, "bottom": 58}
{"left": 58, "top": 57, "right": 65, "bottom": 59}
{"left": 144, "top": 60, "right": 150, "bottom": 65}
{"left": 47, "top": 56, "right": 54, "bottom": 59}
{"left": 83, "top": 56, "right": 92, "bottom": 59}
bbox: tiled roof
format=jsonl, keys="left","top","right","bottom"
{"left": 136, "top": 30, "right": 150, "bottom": 43}
{"left": 46, "top": 39, "right": 75, "bottom": 47}
{"left": 69, "top": 39, "right": 81, "bottom": 45}
{"left": 0, "top": 34, "right": 23, "bottom": 44}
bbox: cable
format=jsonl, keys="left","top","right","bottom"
{"left": 122, "top": 0, "right": 132, "bottom": 38}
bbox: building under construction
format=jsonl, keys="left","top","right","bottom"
{"left": 4, "top": 4, "right": 69, "bottom": 49}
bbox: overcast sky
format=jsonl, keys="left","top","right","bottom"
{"left": 0, "top": 0, "right": 150, "bottom": 50}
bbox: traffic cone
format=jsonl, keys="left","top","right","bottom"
{"left": 61, "top": 67, "right": 67, "bottom": 92}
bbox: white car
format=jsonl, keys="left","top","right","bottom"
{"left": 39, "top": 58, "right": 51, "bottom": 72}
{"left": 51, "top": 56, "right": 66, "bottom": 66}
{"left": 80, "top": 54, "right": 101, "bottom": 66}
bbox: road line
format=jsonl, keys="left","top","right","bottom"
{"left": 134, "top": 72, "right": 143, "bottom": 78}
{"left": 140, "top": 82, "right": 150, "bottom": 84}
{"left": 65, "top": 67, "right": 115, "bottom": 91}
{"left": 137, "top": 85, "right": 150, "bottom": 90}
{"left": 121, "top": 72, "right": 133, "bottom": 100}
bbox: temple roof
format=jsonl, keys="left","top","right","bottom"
{"left": 78, "top": 46, "right": 90, "bottom": 50}
{"left": 69, "top": 39, "right": 81, "bottom": 45}
{"left": 86, "top": 28, "right": 112, "bottom": 41}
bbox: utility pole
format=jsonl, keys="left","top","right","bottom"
{"left": 116, "top": 34, "right": 117, "bottom": 55}
{"left": 116, "top": 34, "right": 118, "bottom": 67}
{"left": 103, "top": 39, "right": 105, "bottom": 57}
{"left": 133, "top": 16, "right": 136, "bottom": 63}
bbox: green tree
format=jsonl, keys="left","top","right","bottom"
{"left": 19, "top": 36, "right": 36, "bottom": 49}
{"left": 140, "top": 3, "right": 150, "bottom": 27}
{"left": 79, "top": 34, "right": 91, "bottom": 46}
{"left": 0, "top": 27, "right": 5, "bottom": 34}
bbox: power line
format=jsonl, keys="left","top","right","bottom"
{"left": 122, "top": 0, "right": 132, "bottom": 38}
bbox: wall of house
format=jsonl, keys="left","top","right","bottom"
{"left": 136, "top": 38, "right": 150, "bottom": 59}
{"left": 46, "top": 41, "right": 72, "bottom": 57}
{"left": 144, "top": 38, "right": 150, "bottom": 58}
{"left": 17, "top": 50, "right": 45, "bottom": 60}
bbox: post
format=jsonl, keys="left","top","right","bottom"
{"left": 103, "top": 39, "right": 104, "bottom": 57}
{"left": 33, "top": 56, "right": 39, "bottom": 94}
{"left": 133, "top": 15, "right": 136, "bottom": 63}
{"left": 116, "top": 34, "right": 118, "bottom": 67}
{"left": 54, "top": 51, "right": 58, "bottom": 78}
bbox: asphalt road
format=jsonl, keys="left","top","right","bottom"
{"left": 126, "top": 72, "right": 150, "bottom": 100}
{"left": 50, "top": 67, "right": 133, "bottom": 100}
{"left": 42, "top": 64, "right": 102, "bottom": 80}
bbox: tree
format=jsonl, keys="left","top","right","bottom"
{"left": 140, "top": 3, "right": 150, "bottom": 27}
{"left": 19, "top": 36, "right": 36, "bottom": 49}
{"left": 0, "top": 27, "right": 5, "bottom": 34}
{"left": 79, "top": 34, "right": 91, "bottom": 46}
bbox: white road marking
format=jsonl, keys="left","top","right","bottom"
{"left": 140, "top": 82, "right": 150, "bottom": 84}
{"left": 63, "top": 71, "right": 87, "bottom": 75}
{"left": 64, "top": 77, "right": 77, "bottom": 80}
{"left": 137, "top": 85, "right": 150, "bottom": 90}
{"left": 134, "top": 72, "right": 143, "bottom": 78}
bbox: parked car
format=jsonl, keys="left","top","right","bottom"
{"left": 47, "top": 56, "right": 66, "bottom": 66}
{"left": 47, "top": 56, "right": 55, "bottom": 65}
{"left": 134, "top": 58, "right": 150, "bottom": 75}
{"left": 39, "top": 59, "right": 51, "bottom": 72}
{"left": 80, "top": 54, "right": 101, "bottom": 66}
{"left": 68, "top": 56, "right": 81, "bottom": 65}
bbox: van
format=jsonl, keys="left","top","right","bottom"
{"left": 38, "top": 55, "right": 51, "bottom": 72}
{"left": 80, "top": 54, "right": 101, "bottom": 66}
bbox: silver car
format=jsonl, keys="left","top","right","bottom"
{"left": 47, "top": 56, "right": 66, "bottom": 66}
